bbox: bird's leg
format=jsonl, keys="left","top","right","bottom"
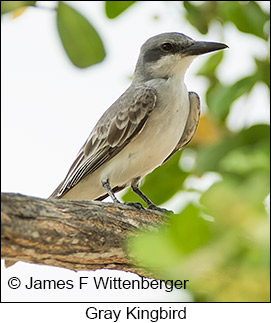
{"left": 101, "top": 179, "right": 144, "bottom": 210}
{"left": 131, "top": 184, "right": 171, "bottom": 213}
{"left": 101, "top": 179, "right": 121, "bottom": 204}
{"left": 131, "top": 184, "right": 160, "bottom": 210}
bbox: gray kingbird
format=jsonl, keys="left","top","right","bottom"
{"left": 50, "top": 32, "right": 228, "bottom": 209}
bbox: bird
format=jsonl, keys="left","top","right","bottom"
{"left": 50, "top": 32, "right": 228, "bottom": 209}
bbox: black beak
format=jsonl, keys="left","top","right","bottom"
{"left": 184, "top": 41, "right": 228, "bottom": 56}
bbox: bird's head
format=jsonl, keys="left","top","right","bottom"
{"left": 134, "top": 32, "right": 228, "bottom": 82}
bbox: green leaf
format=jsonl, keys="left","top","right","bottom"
{"left": 206, "top": 74, "right": 257, "bottom": 121}
{"left": 57, "top": 2, "right": 105, "bottom": 68}
{"left": 105, "top": 1, "right": 136, "bottom": 19}
{"left": 255, "top": 58, "right": 270, "bottom": 88}
{"left": 183, "top": 1, "right": 219, "bottom": 35}
{"left": 195, "top": 124, "right": 270, "bottom": 176}
{"left": 200, "top": 175, "right": 269, "bottom": 228}
{"left": 121, "top": 151, "right": 188, "bottom": 206}
{"left": 128, "top": 180, "right": 270, "bottom": 301}
{"left": 184, "top": 1, "right": 269, "bottom": 40}
{"left": 218, "top": 1, "right": 269, "bottom": 40}
{"left": 169, "top": 204, "right": 213, "bottom": 254}
{"left": 128, "top": 227, "right": 183, "bottom": 270}
{"left": 219, "top": 147, "right": 270, "bottom": 175}
{"left": 128, "top": 203, "right": 214, "bottom": 271}
{"left": 197, "top": 51, "right": 224, "bottom": 77}
{"left": 183, "top": 1, "right": 208, "bottom": 34}
{"left": 1, "top": 1, "right": 36, "bottom": 14}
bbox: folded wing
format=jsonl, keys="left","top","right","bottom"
{"left": 50, "top": 86, "right": 157, "bottom": 198}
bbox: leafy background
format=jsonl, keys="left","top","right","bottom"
{"left": 1, "top": 1, "right": 270, "bottom": 302}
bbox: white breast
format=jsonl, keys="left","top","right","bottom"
{"left": 63, "top": 78, "right": 190, "bottom": 200}
{"left": 101, "top": 78, "right": 190, "bottom": 186}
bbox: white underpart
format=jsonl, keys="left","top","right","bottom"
{"left": 63, "top": 55, "right": 195, "bottom": 200}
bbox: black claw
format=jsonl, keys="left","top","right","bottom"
{"left": 124, "top": 202, "right": 145, "bottom": 210}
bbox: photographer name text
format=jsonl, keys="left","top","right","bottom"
{"left": 18, "top": 276, "right": 189, "bottom": 292}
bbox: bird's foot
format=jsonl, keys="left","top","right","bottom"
{"left": 124, "top": 202, "right": 145, "bottom": 210}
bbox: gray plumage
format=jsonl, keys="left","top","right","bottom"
{"left": 50, "top": 32, "right": 227, "bottom": 207}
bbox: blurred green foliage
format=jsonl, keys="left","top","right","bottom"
{"left": 125, "top": 1, "right": 270, "bottom": 302}
{"left": 2, "top": 0, "right": 270, "bottom": 302}
{"left": 183, "top": 1, "right": 269, "bottom": 40}
{"left": 128, "top": 172, "right": 269, "bottom": 301}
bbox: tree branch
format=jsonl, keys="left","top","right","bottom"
{"left": 1, "top": 193, "right": 165, "bottom": 277}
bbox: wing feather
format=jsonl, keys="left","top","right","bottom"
{"left": 50, "top": 86, "right": 157, "bottom": 198}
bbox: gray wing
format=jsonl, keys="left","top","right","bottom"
{"left": 50, "top": 86, "right": 157, "bottom": 198}
{"left": 163, "top": 91, "right": 200, "bottom": 164}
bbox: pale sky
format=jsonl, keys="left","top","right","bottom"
{"left": 2, "top": 1, "right": 269, "bottom": 200}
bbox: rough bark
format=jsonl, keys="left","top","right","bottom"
{"left": 1, "top": 193, "right": 166, "bottom": 277}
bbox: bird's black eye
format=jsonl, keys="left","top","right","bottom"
{"left": 161, "top": 42, "right": 173, "bottom": 52}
